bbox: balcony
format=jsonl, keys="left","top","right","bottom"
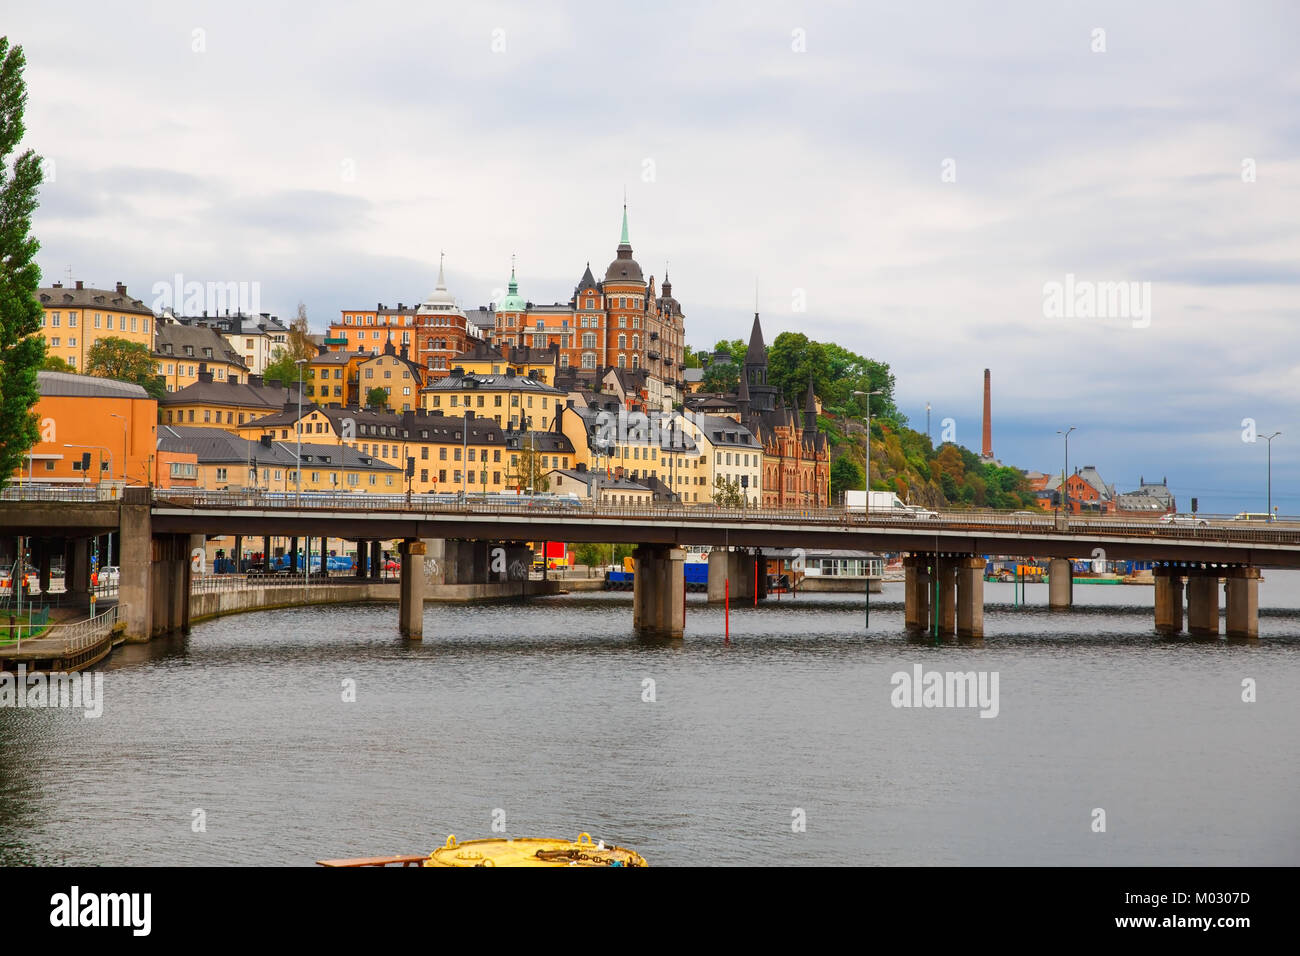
{"left": 323, "top": 336, "right": 348, "bottom": 346}
{"left": 648, "top": 350, "right": 660, "bottom": 361}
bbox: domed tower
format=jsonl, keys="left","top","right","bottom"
{"left": 603, "top": 204, "right": 647, "bottom": 372}
{"left": 496, "top": 256, "right": 527, "bottom": 348}
{"left": 416, "top": 253, "right": 468, "bottom": 377}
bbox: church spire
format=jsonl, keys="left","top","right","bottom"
{"left": 619, "top": 202, "right": 630, "bottom": 247}
{"left": 802, "top": 373, "right": 817, "bottom": 436}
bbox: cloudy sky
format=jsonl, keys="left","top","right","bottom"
{"left": 9, "top": 1, "right": 1299, "bottom": 513}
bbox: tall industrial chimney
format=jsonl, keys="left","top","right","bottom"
{"left": 981, "top": 368, "right": 993, "bottom": 460}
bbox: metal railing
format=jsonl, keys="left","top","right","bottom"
{"left": 0, "top": 484, "right": 120, "bottom": 502}
{"left": 148, "top": 489, "right": 1300, "bottom": 547}
{"left": 23, "top": 604, "right": 124, "bottom": 654}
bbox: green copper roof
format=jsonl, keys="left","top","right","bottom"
{"left": 499, "top": 262, "right": 526, "bottom": 312}
{"left": 619, "top": 204, "right": 630, "bottom": 246}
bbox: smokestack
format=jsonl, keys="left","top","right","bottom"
{"left": 981, "top": 368, "right": 993, "bottom": 460}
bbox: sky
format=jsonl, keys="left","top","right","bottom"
{"left": 8, "top": 1, "right": 1299, "bottom": 514}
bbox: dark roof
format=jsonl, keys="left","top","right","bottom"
{"left": 244, "top": 404, "right": 509, "bottom": 445}
{"left": 157, "top": 425, "right": 401, "bottom": 470}
{"left": 575, "top": 262, "right": 601, "bottom": 293}
{"left": 504, "top": 430, "right": 575, "bottom": 455}
{"left": 166, "top": 312, "right": 288, "bottom": 335}
{"left": 155, "top": 322, "right": 248, "bottom": 369}
{"left": 428, "top": 370, "right": 564, "bottom": 394}
{"left": 37, "top": 370, "right": 148, "bottom": 399}
{"left": 38, "top": 283, "right": 152, "bottom": 316}
{"left": 690, "top": 413, "right": 758, "bottom": 449}
{"left": 159, "top": 374, "right": 304, "bottom": 408}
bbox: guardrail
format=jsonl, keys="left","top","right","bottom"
{"left": 189, "top": 572, "right": 386, "bottom": 593}
{"left": 149, "top": 490, "right": 1300, "bottom": 548}
{"left": 0, "top": 485, "right": 120, "bottom": 502}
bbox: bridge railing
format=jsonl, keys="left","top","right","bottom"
{"left": 146, "top": 490, "right": 1300, "bottom": 545}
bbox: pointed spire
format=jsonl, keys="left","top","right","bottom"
{"left": 803, "top": 373, "right": 817, "bottom": 435}
{"left": 619, "top": 202, "right": 630, "bottom": 247}
{"left": 436, "top": 251, "right": 446, "bottom": 290}
{"left": 745, "top": 312, "right": 766, "bottom": 367}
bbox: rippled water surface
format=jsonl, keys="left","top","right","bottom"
{"left": 3, "top": 575, "right": 1298, "bottom": 866}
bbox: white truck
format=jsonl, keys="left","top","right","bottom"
{"left": 845, "top": 490, "right": 938, "bottom": 519}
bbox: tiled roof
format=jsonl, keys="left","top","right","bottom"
{"left": 38, "top": 284, "right": 152, "bottom": 315}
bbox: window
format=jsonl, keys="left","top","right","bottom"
{"left": 216, "top": 467, "right": 228, "bottom": 481}
{"left": 50, "top": 336, "right": 60, "bottom": 347}
{"left": 68, "top": 313, "right": 77, "bottom": 327}
{"left": 51, "top": 313, "right": 61, "bottom": 327}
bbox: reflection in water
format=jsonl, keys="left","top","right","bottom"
{"left": 2, "top": 581, "right": 1298, "bottom": 866}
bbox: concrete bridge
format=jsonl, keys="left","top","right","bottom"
{"left": 4, "top": 487, "right": 1298, "bottom": 644}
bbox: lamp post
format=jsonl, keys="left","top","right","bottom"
{"left": 1057, "top": 426, "right": 1076, "bottom": 515}
{"left": 294, "top": 358, "right": 307, "bottom": 505}
{"left": 1263, "top": 431, "right": 1281, "bottom": 518}
{"left": 851, "top": 390, "right": 883, "bottom": 505}
{"left": 109, "top": 413, "right": 128, "bottom": 482}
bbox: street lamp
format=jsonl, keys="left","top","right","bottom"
{"left": 294, "top": 358, "right": 307, "bottom": 505}
{"left": 1057, "top": 426, "right": 1076, "bottom": 514}
{"left": 109, "top": 413, "right": 128, "bottom": 482}
{"left": 852, "top": 390, "right": 883, "bottom": 506}
{"left": 1263, "top": 431, "right": 1281, "bottom": 518}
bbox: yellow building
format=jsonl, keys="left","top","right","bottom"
{"left": 159, "top": 372, "right": 305, "bottom": 429}
{"left": 36, "top": 281, "right": 154, "bottom": 372}
{"left": 236, "top": 404, "right": 574, "bottom": 495}
{"left": 154, "top": 319, "right": 249, "bottom": 391}
{"left": 556, "top": 403, "right": 706, "bottom": 503}
{"left": 452, "top": 341, "right": 559, "bottom": 385}
{"left": 157, "top": 425, "right": 403, "bottom": 493}
{"left": 305, "top": 349, "right": 369, "bottom": 406}
{"left": 357, "top": 347, "right": 424, "bottom": 412}
{"left": 421, "top": 368, "right": 567, "bottom": 431}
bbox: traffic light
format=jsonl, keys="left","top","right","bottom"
{"left": 406, "top": 457, "right": 415, "bottom": 478}
{"left": 81, "top": 452, "right": 91, "bottom": 471}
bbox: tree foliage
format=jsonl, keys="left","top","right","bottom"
{"left": 767, "top": 332, "right": 898, "bottom": 422}
{"left": 365, "top": 386, "right": 388, "bottom": 408}
{"left": 286, "top": 302, "right": 315, "bottom": 361}
{"left": 507, "top": 439, "right": 551, "bottom": 493}
{"left": 84, "top": 336, "right": 165, "bottom": 399}
{"left": 830, "top": 456, "right": 863, "bottom": 502}
{"left": 701, "top": 360, "right": 739, "bottom": 393}
{"left": 42, "top": 354, "right": 73, "bottom": 372}
{"left": 0, "top": 37, "right": 46, "bottom": 491}
{"left": 711, "top": 474, "right": 745, "bottom": 508}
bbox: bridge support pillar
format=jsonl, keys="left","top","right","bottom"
{"left": 233, "top": 534, "right": 243, "bottom": 573}
{"left": 706, "top": 550, "right": 729, "bottom": 603}
{"left": 119, "top": 489, "right": 152, "bottom": 641}
{"left": 261, "top": 535, "right": 271, "bottom": 568}
{"left": 1048, "top": 558, "right": 1073, "bottom": 609}
{"left": 355, "top": 540, "right": 367, "bottom": 578}
{"left": 632, "top": 545, "right": 685, "bottom": 639}
{"left": 727, "top": 551, "right": 752, "bottom": 601}
{"left": 150, "top": 534, "right": 192, "bottom": 638}
{"left": 398, "top": 539, "right": 425, "bottom": 640}
{"left": 1186, "top": 572, "right": 1220, "bottom": 637}
{"left": 935, "top": 557, "right": 957, "bottom": 635}
{"left": 35, "top": 538, "right": 51, "bottom": 593}
{"left": 755, "top": 550, "right": 767, "bottom": 601}
{"left": 956, "top": 557, "right": 985, "bottom": 642}
{"left": 66, "top": 536, "right": 91, "bottom": 599}
{"left": 1224, "top": 568, "right": 1259, "bottom": 641}
{"left": 903, "top": 555, "right": 931, "bottom": 634}
{"left": 1154, "top": 566, "right": 1184, "bottom": 635}
{"left": 289, "top": 537, "right": 299, "bottom": 572}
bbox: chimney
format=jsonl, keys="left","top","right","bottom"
{"left": 75, "top": 280, "right": 84, "bottom": 290}
{"left": 465, "top": 410, "right": 474, "bottom": 419}
{"left": 115, "top": 281, "right": 126, "bottom": 294}
{"left": 248, "top": 373, "right": 264, "bottom": 388}
{"left": 265, "top": 377, "right": 280, "bottom": 390}
{"left": 981, "top": 368, "right": 993, "bottom": 459}
{"left": 576, "top": 462, "right": 587, "bottom": 473}
{"left": 259, "top": 435, "right": 273, "bottom": 449}
{"left": 197, "top": 370, "right": 214, "bottom": 384}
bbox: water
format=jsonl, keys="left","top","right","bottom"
{"left": 3, "top": 575, "right": 1299, "bottom": 866}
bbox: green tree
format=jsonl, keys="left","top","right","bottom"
{"left": 506, "top": 439, "right": 551, "bottom": 493}
{"left": 830, "top": 455, "right": 864, "bottom": 502}
{"left": 711, "top": 474, "right": 745, "bottom": 507}
{"left": 365, "top": 386, "right": 388, "bottom": 408}
{"left": 262, "top": 347, "right": 302, "bottom": 386}
{"left": 0, "top": 37, "right": 46, "bottom": 491}
{"left": 42, "top": 354, "right": 73, "bottom": 372}
{"left": 700, "top": 359, "right": 739, "bottom": 393}
{"left": 85, "top": 335, "right": 165, "bottom": 399}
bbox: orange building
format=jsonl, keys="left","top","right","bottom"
{"left": 16, "top": 371, "right": 197, "bottom": 488}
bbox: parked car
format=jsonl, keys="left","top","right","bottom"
{"left": 1160, "top": 513, "right": 1209, "bottom": 527}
